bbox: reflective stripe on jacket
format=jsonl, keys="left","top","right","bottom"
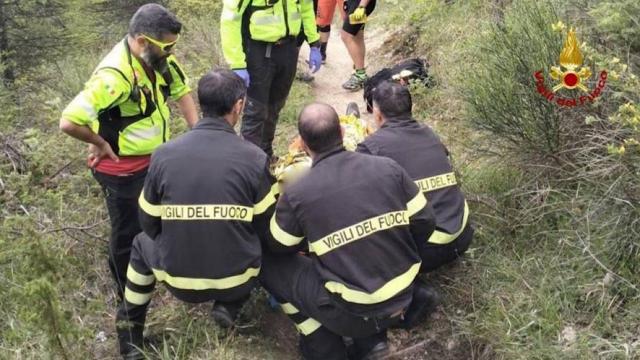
{"left": 357, "top": 117, "right": 469, "bottom": 245}
{"left": 138, "top": 117, "right": 277, "bottom": 291}
{"left": 62, "top": 38, "right": 191, "bottom": 156}
{"left": 267, "top": 147, "right": 436, "bottom": 317}
{"left": 221, "top": 0, "right": 320, "bottom": 69}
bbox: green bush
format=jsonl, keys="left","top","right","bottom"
{"left": 170, "top": 0, "right": 221, "bottom": 19}
{"left": 464, "top": 0, "right": 564, "bottom": 162}
{"left": 455, "top": 1, "right": 640, "bottom": 356}
{"left": 587, "top": 0, "right": 640, "bottom": 64}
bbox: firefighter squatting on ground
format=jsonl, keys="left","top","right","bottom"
{"left": 59, "top": 3, "right": 474, "bottom": 360}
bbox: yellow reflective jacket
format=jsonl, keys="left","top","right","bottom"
{"left": 62, "top": 38, "right": 191, "bottom": 156}
{"left": 220, "top": 0, "right": 320, "bottom": 69}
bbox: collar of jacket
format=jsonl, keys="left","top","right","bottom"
{"left": 380, "top": 115, "right": 420, "bottom": 129}
{"left": 193, "top": 116, "right": 237, "bottom": 134}
{"left": 312, "top": 145, "right": 346, "bottom": 167}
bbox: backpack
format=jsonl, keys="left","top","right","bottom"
{"left": 363, "top": 58, "right": 435, "bottom": 113}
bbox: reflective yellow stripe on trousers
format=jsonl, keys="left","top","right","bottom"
{"left": 127, "top": 265, "right": 155, "bottom": 286}
{"left": 124, "top": 288, "right": 152, "bottom": 305}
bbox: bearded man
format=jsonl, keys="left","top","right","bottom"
{"left": 59, "top": 3, "right": 197, "bottom": 302}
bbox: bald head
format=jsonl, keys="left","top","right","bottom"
{"left": 298, "top": 102, "right": 343, "bottom": 154}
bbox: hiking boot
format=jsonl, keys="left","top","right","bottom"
{"left": 346, "top": 102, "right": 361, "bottom": 118}
{"left": 359, "top": 341, "right": 389, "bottom": 360}
{"left": 348, "top": 332, "right": 389, "bottom": 360}
{"left": 210, "top": 302, "right": 241, "bottom": 328}
{"left": 342, "top": 72, "right": 368, "bottom": 91}
{"left": 117, "top": 322, "right": 144, "bottom": 360}
{"left": 122, "top": 348, "right": 144, "bottom": 360}
{"left": 395, "top": 281, "right": 441, "bottom": 329}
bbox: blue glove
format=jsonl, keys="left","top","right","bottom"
{"left": 308, "top": 46, "right": 322, "bottom": 73}
{"left": 233, "top": 69, "right": 250, "bottom": 87}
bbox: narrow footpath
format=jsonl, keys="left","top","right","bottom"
{"left": 299, "top": 28, "right": 386, "bottom": 120}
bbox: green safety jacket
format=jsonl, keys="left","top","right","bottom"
{"left": 62, "top": 38, "right": 191, "bottom": 156}
{"left": 220, "top": 0, "right": 320, "bottom": 69}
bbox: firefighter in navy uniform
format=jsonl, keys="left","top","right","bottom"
{"left": 357, "top": 81, "right": 473, "bottom": 275}
{"left": 260, "top": 103, "right": 437, "bottom": 360}
{"left": 220, "top": 0, "right": 323, "bottom": 159}
{"left": 116, "top": 70, "right": 277, "bottom": 359}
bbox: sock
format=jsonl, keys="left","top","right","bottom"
{"left": 320, "top": 42, "right": 327, "bottom": 58}
{"left": 355, "top": 68, "right": 367, "bottom": 79}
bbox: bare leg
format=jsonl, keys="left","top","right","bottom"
{"left": 341, "top": 29, "right": 365, "bottom": 70}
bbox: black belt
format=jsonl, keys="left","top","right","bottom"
{"left": 274, "top": 36, "right": 296, "bottom": 45}
{"left": 249, "top": 36, "right": 297, "bottom": 58}
{"left": 249, "top": 36, "right": 296, "bottom": 46}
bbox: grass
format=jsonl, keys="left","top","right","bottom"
{"left": 1, "top": 0, "right": 639, "bottom": 359}
{"left": 1, "top": 6, "right": 313, "bottom": 356}
{"left": 376, "top": 1, "right": 640, "bottom": 359}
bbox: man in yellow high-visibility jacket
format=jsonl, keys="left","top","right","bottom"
{"left": 220, "top": 0, "right": 321, "bottom": 160}
{"left": 59, "top": 4, "right": 198, "bottom": 302}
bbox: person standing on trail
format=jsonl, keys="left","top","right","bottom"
{"left": 296, "top": 0, "right": 321, "bottom": 83}
{"left": 220, "top": 0, "right": 322, "bottom": 161}
{"left": 116, "top": 70, "right": 277, "bottom": 358}
{"left": 260, "top": 102, "right": 437, "bottom": 360}
{"left": 357, "top": 82, "right": 473, "bottom": 327}
{"left": 59, "top": 4, "right": 197, "bottom": 302}
{"left": 315, "top": 0, "right": 336, "bottom": 64}
{"left": 338, "top": 0, "right": 377, "bottom": 91}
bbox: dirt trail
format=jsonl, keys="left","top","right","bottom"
{"left": 298, "top": 28, "right": 386, "bottom": 120}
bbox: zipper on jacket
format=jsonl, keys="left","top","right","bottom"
{"left": 283, "top": 0, "right": 290, "bottom": 37}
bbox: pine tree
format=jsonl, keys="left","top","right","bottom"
{"left": 0, "top": 0, "right": 72, "bottom": 85}
{"left": 89, "top": 0, "right": 169, "bottom": 37}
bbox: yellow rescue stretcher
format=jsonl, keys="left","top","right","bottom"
{"left": 273, "top": 114, "right": 375, "bottom": 191}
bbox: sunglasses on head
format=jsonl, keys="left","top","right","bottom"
{"left": 142, "top": 34, "right": 179, "bottom": 52}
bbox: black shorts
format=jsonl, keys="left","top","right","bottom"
{"left": 342, "top": 0, "right": 376, "bottom": 35}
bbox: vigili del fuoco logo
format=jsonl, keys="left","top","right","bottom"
{"left": 534, "top": 27, "right": 607, "bottom": 107}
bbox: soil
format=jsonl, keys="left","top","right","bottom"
{"left": 297, "top": 28, "right": 387, "bottom": 122}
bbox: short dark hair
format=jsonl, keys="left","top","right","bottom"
{"left": 198, "top": 69, "right": 247, "bottom": 117}
{"left": 298, "top": 103, "right": 343, "bottom": 153}
{"left": 372, "top": 81, "right": 413, "bottom": 118}
{"left": 129, "top": 4, "right": 182, "bottom": 39}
